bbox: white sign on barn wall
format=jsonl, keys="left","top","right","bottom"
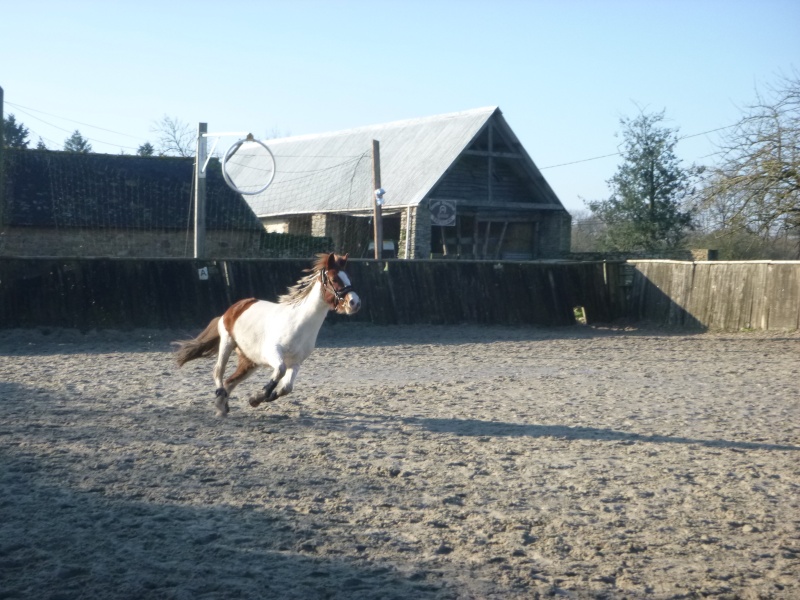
{"left": 430, "top": 199, "right": 456, "bottom": 226}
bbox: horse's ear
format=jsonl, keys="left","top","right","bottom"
{"left": 326, "top": 252, "right": 337, "bottom": 271}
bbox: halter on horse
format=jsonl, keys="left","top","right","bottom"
{"left": 175, "top": 253, "right": 361, "bottom": 417}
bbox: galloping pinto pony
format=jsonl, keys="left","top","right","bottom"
{"left": 175, "top": 253, "right": 361, "bottom": 417}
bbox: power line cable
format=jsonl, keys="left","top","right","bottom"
{"left": 6, "top": 102, "right": 145, "bottom": 152}
{"left": 6, "top": 99, "right": 741, "bottom": 166}
{"left": 5, "top": 101, "right": 145, "bottom": 139}
{"left": 539, "top": 123, "right": 739, "bottom": 170}
{"left": 540, "top": 152, "right": 620, "bottom": 170}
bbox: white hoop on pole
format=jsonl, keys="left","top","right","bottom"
{"left": 221, "top": 134, "right": 276, "bottom": 196}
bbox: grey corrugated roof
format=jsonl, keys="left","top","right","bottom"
{"left": 225, "top": 107, "right": 505, "bottom": 217}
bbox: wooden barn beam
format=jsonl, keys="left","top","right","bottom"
{"left": 462, "top": 150, "right": 523, "bottom": 159}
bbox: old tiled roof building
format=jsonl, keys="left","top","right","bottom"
{"left": 0, "top": 150, "right": 271, "bottom": 258}
{"left": 1, "top": 107, "right": 570, "bottom": 260}
{"left": 228, "top": 107, "right": 571, "bottom": 259}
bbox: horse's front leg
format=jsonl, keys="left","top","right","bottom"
{"left": 273, "top": 366, "right": 299, "bottom": 400}
{"left": 248, "top": 365, "right": 299, "bottom": 408}
{"left": 247, "top": 360, "right": 286, "bottom": 408}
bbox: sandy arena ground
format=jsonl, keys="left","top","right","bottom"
{"left": 0, "top": 323, "right": 799, "bottom": 599}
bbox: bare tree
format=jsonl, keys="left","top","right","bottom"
{"left": 695, "top": 72, "right": 800, "bottom": 254}
{"left": 570, "top": 210, "right": 606, "bottom": 252}
{"left": 151, "top": 115, "right": 194, "bottom": 157}
{"left": 264, "top": 126, "right": 290, "bottom": 140}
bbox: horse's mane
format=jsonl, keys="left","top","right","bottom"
{"left": 277, "top": 254, "right": 329, "bottom": 306}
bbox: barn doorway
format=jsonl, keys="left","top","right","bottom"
{"left": 431, "top": 216, "right": 539, "bottom": 260}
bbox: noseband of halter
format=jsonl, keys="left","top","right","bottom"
{"left": 321, "top": 269, "right": 354, "bottom": 306}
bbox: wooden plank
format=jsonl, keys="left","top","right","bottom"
{"left": 766, "top": 263, "right": 800, "bottom": 330}
{"left": 494, "top": 221, "right": 508, "bottom": 259}
{"left": 482, "top": 222, "right": 491, "bottom": 259}
{"left": 687, "top": 263, "right": 712, "bottom": 328}
{"left": 665, "top": 262, "right": 693, "bottom": 326}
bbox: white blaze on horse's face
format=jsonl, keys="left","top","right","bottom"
{"left": 321, "top": 253, "right": 360, "bottom": 316}
{"left": 337, "top": 271, "right": 361, "bottom": 315}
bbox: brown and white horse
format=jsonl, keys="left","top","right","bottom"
{"left": 175, "top": 253, "right": 360, "bottom": 417}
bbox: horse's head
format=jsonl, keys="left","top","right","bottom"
{"left": 320, "top": 253, "right": 361, "bottom": 315}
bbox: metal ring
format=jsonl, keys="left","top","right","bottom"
{"left": 221, "top": 137, "right": 276, "bottom": 195}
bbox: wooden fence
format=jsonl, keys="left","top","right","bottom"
{"left": 1, "top": 258, "right": 797, "bottom": 331}
{"left": 0, "top": 258, "right": 621, "bottom": 330}
{"left": 628, "top": 260, "right": 800, "bottom": 331}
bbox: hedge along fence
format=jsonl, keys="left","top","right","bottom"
{"left": 0, "top": 258, "right": 623, "bottom": 330}
{"left": 628, "top": 260, "right": 800, "bottom": 331}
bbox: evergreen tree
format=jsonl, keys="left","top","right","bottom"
{"left": 35, "top": 138, "right": 47, "bottom": 150}
{"left": 3, "top": 114, "right": 30, "bottom": 148}
{"left": 587, "top": 110, "right": 696, "bottom": 252}
{"left": 64, "top": 130, "right": 92, "bottom": 153}
{"left": 137, "top": 142, "right": 155, "bottom": 156}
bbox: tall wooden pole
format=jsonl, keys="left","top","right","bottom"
{"left": 194, "top": 122, "right": 207, "bottom": 259}
{"left": 0, "top": 85, "right": 4, "bottom": 152}
{"left": 372, "top": 139, "right": 383, "bottom": 259}
{"left": 0, "top": 85, "right": 5, "bottom": 226}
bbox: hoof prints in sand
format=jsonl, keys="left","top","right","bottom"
{"left": 1, "top": 325, "right": 799, "bottom": 599}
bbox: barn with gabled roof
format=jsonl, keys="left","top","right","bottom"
{"left": 227, "top": 107, "right": 571, "bottom": 259}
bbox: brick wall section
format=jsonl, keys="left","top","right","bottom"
{"left": 310, "top": 214, "right": 327, "bottom": 238}
{"left": 398, "top": 207, "right": 417, "bottom": 259}
{"left": 538, "top": 212, "right": 572, "bottom": 258}
{"left": 412, "top": 202, "right": 431, "bottom": 259}
{"left": 690, "top": 249, "right": 719, "bottom": 261}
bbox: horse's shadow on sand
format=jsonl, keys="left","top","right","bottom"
{"left": 315, "top": 412, "right": 800, "bottom": 452}
{"left": 409, "top": 417, "right": 800, "bottom": 451}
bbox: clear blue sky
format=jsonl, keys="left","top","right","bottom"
{"left": 3, "top": 0, "right": 798, "bottom": 214}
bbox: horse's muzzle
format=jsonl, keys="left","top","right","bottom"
{"left": 342, "top": 291, "right": 361, "bottom": 315}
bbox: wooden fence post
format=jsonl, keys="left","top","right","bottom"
{"left": 372, "top": 139, "right": 383, "bottom": 259}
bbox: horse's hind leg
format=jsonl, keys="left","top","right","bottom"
{"left": 212, "top": 329, "right": 236, "bottom": 417}
{"left": 224, "top": 352, "right": 258, "bottom": 396}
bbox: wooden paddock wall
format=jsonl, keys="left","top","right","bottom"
{"left": 2, "top": 258, "right": 797, "bottom": 331}
{"left": 0, "top": 258, "right": 621, "bottom": 330}
{"left": 628, "top": 260, "right": 800, "bottom": 331}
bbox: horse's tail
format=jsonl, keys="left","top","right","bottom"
{"left": 174, "top": 317, "right": 221, "bottom": 366}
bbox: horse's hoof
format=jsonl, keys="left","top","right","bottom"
{"left": 248, "top": 394, "right": 264, "bottom": 408}
{"left": 214, "top": 393, "right": 229, "bottom": 417}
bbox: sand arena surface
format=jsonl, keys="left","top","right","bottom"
{"left": 1, "top": 324, "right": 799, "bottom": 599}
